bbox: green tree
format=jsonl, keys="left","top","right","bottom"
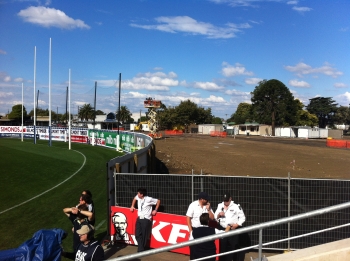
{"left": 116, "top": 106, "right": 133, "bottom": 123}
{"left": 175, "top": 100, "right": 213, "bottom": 126}
{"left": 95, "top": 110, "right": 105, "bottom": 115}
{"left": 231, "top": 103, "right": 253, "bottom": 124}
{"left": 211, "top": 117, "right": 222, "bottom": 124}
{"left": 251, "top": 79, "right": 297, "bottom": 136}
{"left": 8, "top": 104, "right": 27, "bottom": 121}
{"left": 295, "top": 99, "right": 318, "bottom": 127}
{"left": 333, "top": 106, "right": 350, "bottom": 125}
{"left": 78, "top": 104, "right": 94, "bottom": 121}
{"left": 306, "top": 97, "right": 338, "bottom": 128}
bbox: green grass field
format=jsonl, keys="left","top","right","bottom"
{"left": 0, "top": 138, "right": 123, "bottom": 255}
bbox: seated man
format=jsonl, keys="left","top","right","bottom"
{"left": 190, "top": 213, "right": 224, "bottom": 261}
{"left": 75, "top": 224, "right": 104, "bottom": 261}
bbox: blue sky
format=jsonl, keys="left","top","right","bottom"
{"left": 0, "top": 0, "right": 349, "bottom": 121}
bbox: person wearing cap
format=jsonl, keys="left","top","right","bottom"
{"left": 215, "top": 192, "right": 246, "bottom": 261}
{"left": 75, "top": 224, "right": 104, "bottom": 261}
{"left": 186, "top": 192, "right": 215, "bottom": 260}
{"left": 186, "top": 192, "right": 215, "bottom": 233}
{"left": 63, "top": 204, "right": 93, "bottom": 254}
{"left": 130, "top": 187, "right": 160, "bottom": 252}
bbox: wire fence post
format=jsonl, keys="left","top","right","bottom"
{"left": 288, "top": 172, "right": 291, "bottom": 251}
{"left": 200, "top": 169, "right": 203, "bottom": 191}
{"left": 191, "top": 169, "right": 194, "bottom": 202}
{"left": 259, "top": 228, "right": 263, "bottom": 261}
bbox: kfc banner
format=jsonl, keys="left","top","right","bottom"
{"left": 110, "top": 206, "right": 220, "bottom": 256}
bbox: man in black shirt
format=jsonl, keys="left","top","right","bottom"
{"left": 190, "top": 213, "right": 224, "bottom": 261}
{"left": 75, "top": 224, "right": 104, "bottom": 261}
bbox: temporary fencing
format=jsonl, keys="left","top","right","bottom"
{"left": 164, "top": 130, "right": 184, "bottom": 136}
{"left": 326, "top": 139, "right": 350, "bottom": 149}
{"left": 108, "top": 173, "right": 350, "bottom": 250}
{"left": 210, "top": 131, "right": 227, "bottom": 137}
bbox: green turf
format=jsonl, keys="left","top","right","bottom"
{"left": 0, "top": 138, "right": 123, "bottom": 255}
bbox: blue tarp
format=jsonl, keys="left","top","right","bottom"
{"left": 0, "top": 228, "right": 67, "bottom": 261}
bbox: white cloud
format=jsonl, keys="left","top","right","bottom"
{"left": 0, "top": 50, "right": 6, "bottom": 55}
{"left": 289, "top": 79, "right": 310, "bottom": 88}
{"left": 4, "top": 76, "right": 11, "bottom": 82}
{"left": 245, "top": 78, "right": 262, "bottom": 85}
{"left": 0, "top": 91, "right": 14, "bottom": 98}
{"left": 98, "top": 71, "right": 179, "bottom": 91}
{"left": 287, "top": 1, "right": 298, "bottom": 4}
{"left": 221, "top": 62, "right": 254, "bottom": 77}
{"left": 292, "top": 6, "right": 312, "bottom": 13}
{"left": 14, "top": 78, "right": 24, "bottom": 82}
{"left": 225, "top": 89, "right": 250, "bottom": 97}
{"left": 334, "top": 83, "right": 347, "bottom": 88}
{"left": 334, "top": 92, "right": 350, "bottom": 106}
{"left": 18, "top": 6, "right": 90, "bottom": 29}
{"left": 130, "top": 16, "right": 251, "bottom": 39}
{"left": 192, "top": 81, "right": 225, "bottom": 91}
{"left": 284, "top": 62, "right": 343, "bottom": 78}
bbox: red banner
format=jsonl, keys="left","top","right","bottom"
{"left": 110, "top": 206, "right": 220, "bottom": 256}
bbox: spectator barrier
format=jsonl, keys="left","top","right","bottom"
{"left": 326, "top": 139, "right": 350, "bottom": 149}
{"left": 164, "top": 130, "right": 184, "bottom": 136}
{"left": 210, "top": 131, "right": 227, "bottom": 137}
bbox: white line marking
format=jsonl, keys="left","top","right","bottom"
{"left": 95, "top": 220, "right": 106, "bottom": 230}
{"left": 0, "top": 150, "right": 86, "bottom": 215}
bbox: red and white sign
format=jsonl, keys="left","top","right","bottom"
{"left": 110, "top": 206, "right": 220, "bottom": 256}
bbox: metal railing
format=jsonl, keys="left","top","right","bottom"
{"left": 107, "top": 201, "right": 350, "bottom": 261}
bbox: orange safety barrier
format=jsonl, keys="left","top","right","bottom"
{"left": 165, "top": 130, "right": 184, "bottom": 135}
{"left": 210, "top": 131, "right": 227, "bottom": 137}
{"left": 326, "top": 139, "right": 348, "bottom": 149}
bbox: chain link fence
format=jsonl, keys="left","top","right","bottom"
{"left": 108, "top": 173, "right": 350, "bottom": 250}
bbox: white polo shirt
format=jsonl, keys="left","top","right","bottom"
{"left": 214, "top": 201, "right": 246, "bottom": 228}
{"left": 135, "top": 195, "right": 158, "bottom": 220}
{"left": 186, "top": 200, "right": 214, "bottom": 228}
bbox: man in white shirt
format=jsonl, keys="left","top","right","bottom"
{"left": 186, "top": 192, "right": 215, "bottom": 232}
{"left": 186, "top": 192, "right": 215, "bottom": 259}
{"left": 215, "top": 192, "right": 246, "bottom": 261}
{"left": 130, "top": 187, "right": 160, "bottom": 252}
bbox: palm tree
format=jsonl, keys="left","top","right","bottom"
{"left": 116, "top": 106, "right": 132, "bottom": 123}
{"left": 78, "top": 104, "right": 94, "bottom": 121}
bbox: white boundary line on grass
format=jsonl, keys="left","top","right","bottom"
{"left": 0, "top": 150, "right": 86, "bottom": 215}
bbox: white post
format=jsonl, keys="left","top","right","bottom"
{"left": 68, "top": 69, "right": 71, "bottom": 150}
{"left": 92, "top": 132, "right": 95, "bottom": 146}
{"left": 33, "top": 46, "right": 36, "bottom": 144}
{"left": 49, "top": 38, "right": 52, "bottom": 146}
{"left": 21, "top": 83, "right": 24, "bottom": 142}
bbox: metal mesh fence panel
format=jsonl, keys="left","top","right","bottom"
{"left": 290, "top": 178, "right": 350, "bottom": 248}
{"left": 112, "top": 173, "right": 350, "bottom": 250}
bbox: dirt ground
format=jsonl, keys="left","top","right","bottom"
{"left": 154, "top": 134, "right": 350, "bottom": 179}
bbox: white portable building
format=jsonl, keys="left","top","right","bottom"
{"left": 198, "top": 124, "right": 223, "bottom": 135}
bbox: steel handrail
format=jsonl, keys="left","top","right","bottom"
{"left": 107, "top": 201, "right": 350, "bottom": 261}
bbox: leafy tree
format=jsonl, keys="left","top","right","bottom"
{"left": 175, "top": 100, "right": 213, "bottom": 126}
{"left": 306, "top": 97, "right": 338, "bottom": 128}
{"left": 294, "top": 99, "right": 318, "bottom": 127}
{"left": 78, "top": 104, "right": 94, "bottom": 121}
{"left": 157, "top": 100, "right": 213, "bottom": 130}
{"left": 95, "top": 110, "right": 105, "bottom": 115}
{"left": 231, "top": 103, "right": 253, "bottom": 124}
{"left": 8, "top": 104, "right": 27, "bottom": 121}
{"left": 116, "top": 106, "right": 133, "bottom": 123}
{"left": 158, "top": 106, "right": 178, "bottom": 130}
{"left": 333, "top": 106, "right": 350, "bottom": 125}
{"left": 251, "top": 79, "right": 297, "bottom": 136}
{"left": 211, "top": 117, "right": 222, "bottom": 124}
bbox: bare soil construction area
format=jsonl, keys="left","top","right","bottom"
{"left": 154, "top": 134, "right": 350, "bottom": 179}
